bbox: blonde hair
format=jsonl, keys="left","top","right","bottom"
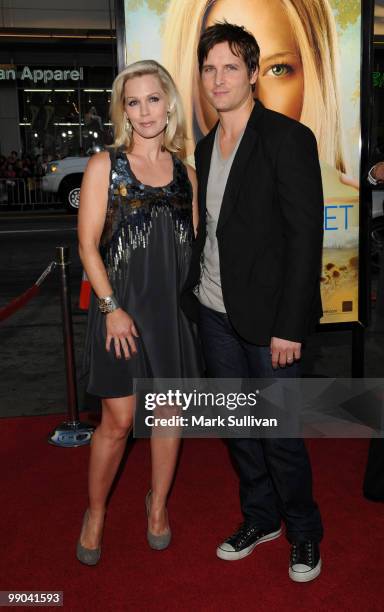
{"left": 110, "top": 59, "right": 187, "bottom": 155}
{"left": 163, "top": 0, "right": 346, "bottom": 172}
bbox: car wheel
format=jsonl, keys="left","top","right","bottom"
{"left": 59, "top": 178, "right": 81, "bottom": 212}
{"left": 371, "top": 216, "right": 384, "bottom": 271}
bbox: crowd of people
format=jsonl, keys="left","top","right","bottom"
{"left": 0, "top": 149, "right": 59, "bottom": 206}
{"left": 0, "top": 150, "right": 47, "bottom": 180}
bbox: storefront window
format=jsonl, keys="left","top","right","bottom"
{"left": 16, "top": 65, "right": 114, "bottom": 161}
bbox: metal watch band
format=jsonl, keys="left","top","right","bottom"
{"left": 97, "top": 294, "right": 120, "bottom": 314}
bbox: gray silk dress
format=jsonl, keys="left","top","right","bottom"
{"left": 83, "top": 148, "right": 202, "bottom": 397}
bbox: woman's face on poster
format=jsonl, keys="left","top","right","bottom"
{"left": 200, "top": 0, "right": 304, "bottom": 130}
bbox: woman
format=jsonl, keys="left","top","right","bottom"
{"left": 162, "top": 0, "right": 346, "bottom": 172}
{"left": 77, "top": 59, "right": 201, "bottom": 565}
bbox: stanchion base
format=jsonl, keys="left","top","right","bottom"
{"left": 48, "top": 420, "right": 95, "bottom": 447}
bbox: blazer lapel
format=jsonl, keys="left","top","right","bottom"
{"left": 196, "top": 100, "right": 265, "bottom": 236}
{"left": 216, "top": 124, "right": 258, "bottom": 236}
{"left": 216, "top": 100, "right": 264, "bottom": 236}
{"left": 197, "top": 126, "right": 216, "bottom": 217}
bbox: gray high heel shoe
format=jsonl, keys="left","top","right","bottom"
{"left": 145, "top": 490, "right": 172, "bottom": 550}
{"left": 76, "top": 509, "right": 102, "bottom": 566}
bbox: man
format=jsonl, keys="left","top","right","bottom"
{"left": 182, "top": 23, "right": 324, "bottom": 582}
{"left": 364, "top": 159, "right": 384, "bottom": 501}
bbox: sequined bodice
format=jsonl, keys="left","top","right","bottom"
{"left": 100, "top": 149, "right": 194, "bottom": 284}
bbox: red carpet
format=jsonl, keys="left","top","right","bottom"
{"left": 1, "top": 414, "right": 383, "bottom": 611}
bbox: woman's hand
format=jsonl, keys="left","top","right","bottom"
{"left": 105, "top": 309, "right": 139, "bottom": 359}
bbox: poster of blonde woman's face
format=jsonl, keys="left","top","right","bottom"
{"left": 199, "top": 0, "right": 304, "bottom": 133}
{"left": 123, "top": 0, "right": 362, "bottom": 325}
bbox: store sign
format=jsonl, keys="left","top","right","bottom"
{"left": 0, "top": 66, "right": 84, "bottom": 83}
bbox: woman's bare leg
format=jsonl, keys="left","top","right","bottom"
{"left": 149, "top": 435, "right": 181, "bottom": 535}
{"left": 80, "top": 394, "right": 135, "bottom": 549}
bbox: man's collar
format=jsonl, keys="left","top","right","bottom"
{"left": 199, "top": 98, "right": 265, "bottom": 148}
{"left": 216, "top": 98, "right": 265, "bottom": 134}
{"left": 248, "top": 98, "right": 265, "bottom": 126}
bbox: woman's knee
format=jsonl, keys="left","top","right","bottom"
{"left": 101, "top": 397, "right": 135, "bottom": 439}
{"left": 100, "top": 419, "right": 132, "bottom": 441}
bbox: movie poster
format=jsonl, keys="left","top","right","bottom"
{"left": 122, "top": 0, "right": 362, "bottom": 324}
{"left": 375, "top": 0, "right": 384, "bottom": 35}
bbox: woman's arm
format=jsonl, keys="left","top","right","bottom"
{"left": 78, "top": 151, "right": 138, "bottom": 359}
{"left": 186, "top": 164, "right": 199, "bottom": 236}
{"left": 78, "top": 151, "right": 113, "bottom": 298}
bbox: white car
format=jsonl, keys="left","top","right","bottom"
{"left": 42, "top": 156, "right": 89, "bottom": 210}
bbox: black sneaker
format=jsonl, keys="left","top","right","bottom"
{"left": 289, "top": 540, "right": 322, "bottom": 582}
{"left": 216, "top": 523, "right": 282, "bottom": 561}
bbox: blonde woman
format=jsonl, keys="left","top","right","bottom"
{"left": 77, "top": 60, "right": 202, "bottom": 565}
{"left": 163, "top": 0, "right": 346, "bottom": 172}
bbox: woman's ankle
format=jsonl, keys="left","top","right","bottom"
{"left": 88, "top": 506, "right": 106, "bottom": 520}
{"left": 149, "top": 490, "right": 167, "bottom": 509}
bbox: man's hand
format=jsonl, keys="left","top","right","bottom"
{"left": 270, "top": 337, "right": 301, "bottom": 369}
{"left": 372, "top": 162, "right": 384, "bottom": 182}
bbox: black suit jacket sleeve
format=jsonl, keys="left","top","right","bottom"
{"left": 272, "top": 123, "right": 324, "bottom": 342}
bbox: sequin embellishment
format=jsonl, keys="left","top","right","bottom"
{"left": 100, "top": 150, "right": 194, "bottom": 283}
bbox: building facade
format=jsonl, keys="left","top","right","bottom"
{"left": 0, "top": 0, "right": 117, "bottom": 162}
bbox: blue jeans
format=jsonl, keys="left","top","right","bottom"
{"left": 199, "top": 303, "right": 323, "bottom": 543}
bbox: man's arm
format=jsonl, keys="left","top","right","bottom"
{"left": 368, "top": 161, "right": 384, "bottom": 185}
{"left": 271, "top": 123, "right": 324, "bottom": 346}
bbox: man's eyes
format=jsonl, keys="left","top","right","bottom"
{"left": 202, "top": 65, "right": 238, "bottom": 73}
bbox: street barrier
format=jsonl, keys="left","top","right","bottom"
{"left": 0, "top": 177, "right": 59, "bottom": 209}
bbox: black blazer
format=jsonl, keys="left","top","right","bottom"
{"left": 181, "top": 100, "right": 324, "bottom": 345}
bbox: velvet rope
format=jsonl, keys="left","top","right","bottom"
{"left": 0, "top": 285, "right": 41, "bottom": 322}
{"left": 0, "top": 261, "right": 56, "bottom": 322}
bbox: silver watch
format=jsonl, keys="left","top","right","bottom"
{"left": 98, "top": 294, "right": 120, "bottom": 314}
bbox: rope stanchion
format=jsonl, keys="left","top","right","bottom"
{"left": 48, "top": 246, "right": 94, "bottom": 447}
{"left": 1, "top": 247, "right": 94, "bottom": 446}
{"left": 0, "top": 261, "right": 56, "bottom": 322}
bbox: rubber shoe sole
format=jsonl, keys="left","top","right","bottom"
{"left": 289, "top": 558, "right": 322, "bottom": 582}
{"left": 216, "top": 527, "right": 282, "bottom": 561}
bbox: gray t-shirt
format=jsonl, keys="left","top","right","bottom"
{"left": 198, "top": 125, "right": 244, "bottom": 312}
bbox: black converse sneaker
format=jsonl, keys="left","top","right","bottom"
{"left": 289, "top": 541, "right": 322, "bottom": 582}
{"left": 216, "top": 523, "right": 282, "bottom": 561}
